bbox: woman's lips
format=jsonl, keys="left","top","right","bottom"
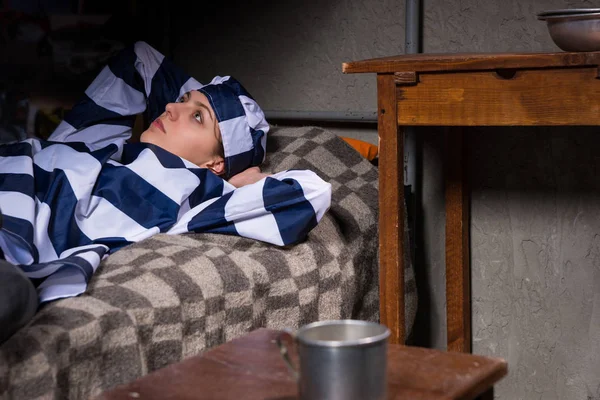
{"left": 153, "top": 119, "right": 165, "bottom": 133}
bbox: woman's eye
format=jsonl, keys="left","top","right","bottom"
{"left": 194, "top": 111, "right": 203, "bottom": 123}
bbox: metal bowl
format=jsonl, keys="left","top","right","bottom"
{"left": 538, "top": 12, "right": 600, "bottom": 52}
{"left": 538, "top": 8, "right": 600, "bottom": 17}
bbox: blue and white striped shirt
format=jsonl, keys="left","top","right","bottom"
{"left": 0, "top": 42, "right": 331, "bottom": 303}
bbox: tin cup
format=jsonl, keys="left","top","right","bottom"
{"left": 276, "top": 320, "right": 390, "bottom": 400}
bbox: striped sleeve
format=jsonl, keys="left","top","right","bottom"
{"left": 168, "top": 170, "right": 332, "bottom": 246}
{"left": 48, "top": 41, "right": 202, "bottom": 150}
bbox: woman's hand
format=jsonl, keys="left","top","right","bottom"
{"left": 228, "top": 166, "right": 270, "bottom": 188}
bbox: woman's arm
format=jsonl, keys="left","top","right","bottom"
{"left": 227, "top": 166, "right": 271, "bottom": 188}
{"left": 167, "top": 170, "right": 332, "bottom": 246}
{"left": 48, "top": 42, "right": 201, "bottom": 149}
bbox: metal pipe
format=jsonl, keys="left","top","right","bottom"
{"left": 404, "top": 0, "right": 421, "bottom": 266}
{"left": 265, "top": 110, "right": 377, "bottom": 123}
{"left": 404, "top": 0, "right": 421, "bottom": 190}
{"left": 405, "top": 0, "right": 421, "bottom": 54}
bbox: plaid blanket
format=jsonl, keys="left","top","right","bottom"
{"left": 0, "top": 126, "right": 417, "bottom": 400}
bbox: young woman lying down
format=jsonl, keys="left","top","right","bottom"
{"left": 0, "top": 41, "right": 331, "bottom": 343}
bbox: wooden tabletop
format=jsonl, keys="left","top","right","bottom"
{"left": 97, "top": 328, "right": 507, "bottom": 400}
{"left": 342, "top": 51, "right": 600, "bottom": 74}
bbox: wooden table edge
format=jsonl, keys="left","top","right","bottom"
{"left": 457, "top": 358, "right": 508, "bottom": 400}
{"left": 342, "top": 51, "right": 600, "bottom": 74}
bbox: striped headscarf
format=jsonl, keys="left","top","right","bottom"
{"left": 198, "top": 76, "right": 269, "bottom": 178}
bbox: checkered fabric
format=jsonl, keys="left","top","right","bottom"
{"left": 0, "top": 126, "right": 417, "bottom": 400}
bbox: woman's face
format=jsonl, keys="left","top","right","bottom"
{"left": 140, "top": 90, "right": 224, "bottom": 175}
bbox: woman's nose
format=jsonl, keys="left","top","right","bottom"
{"left": 165, "top": 103, "right": 179, "bottom": 120}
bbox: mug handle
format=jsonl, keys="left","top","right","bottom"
{"left": 276, "top": 328, "right": 299, "bottom": 381}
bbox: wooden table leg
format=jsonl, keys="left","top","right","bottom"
{"left": 445, "top": 127, "right": 471, "bottom": 353}
{"left": 377, "top": 73, "right": 405, "bottom": 344}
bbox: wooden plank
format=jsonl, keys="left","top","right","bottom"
{"left": 98, "top": 329, "right": 508, "bottom": 400}
{"left": 387, "top": 342, "right": 507, "bottom": 400}
{"left": 395, "top": 67, "right": 600, "bottom": 126}
{"left": 445, "top": 128, "right": 471, "bottom": 353}
{"left": 377, "top": 73, "right": 405, "bottom": 345}
{"left": 394, "top": 71, "right": 418, "bottom": 84}
{"left": 343, "top": 51, "right": 600, "bottom": 74}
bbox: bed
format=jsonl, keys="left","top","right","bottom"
{"left": 0, "top": 125, "right": 417, "bottom": 400}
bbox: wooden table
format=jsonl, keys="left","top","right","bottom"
{"left": 96, "top": 328, "right": 507, "bottom": 400}
{"left": 343, "top": 52, "right": 600, "bottom": 351}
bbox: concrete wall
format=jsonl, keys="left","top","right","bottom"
{"left": 170, "top": 0, "right": 600, "bottom": 398}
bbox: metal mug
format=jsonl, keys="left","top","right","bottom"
{"left": 276, "top": 319, "right": 390, "bottom": 400}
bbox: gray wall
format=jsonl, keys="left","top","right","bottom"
{"left": 171, "top": 0, "right": 600, "bottom": 398}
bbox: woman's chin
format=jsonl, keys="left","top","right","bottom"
{"left": 139, "top": 130, "right": 152, "bottom": 144}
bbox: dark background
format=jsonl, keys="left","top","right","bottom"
{"left": 0, "top": 0, "right": 182, "bottom": 141}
